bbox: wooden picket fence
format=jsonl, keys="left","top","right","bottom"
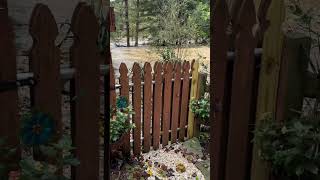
{"left": 0, "top": 2, "right": 108, "bottom": 180}
{"left": 110, "top": 60, "right": 201, "bottom": 155}
{"left": 0, "top": 2, "right": 202, "bottom": 179}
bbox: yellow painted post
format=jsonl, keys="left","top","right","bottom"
{"left": 193, "top": 72, "right": 207, "bottom": 137}
{"left": 251, "top": 0, "right": 286, "bottom": 180}
{"left": 187, "top": 61, "right": 200, "bottom": 138}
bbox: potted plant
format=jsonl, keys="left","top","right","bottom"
{"left": 254, "top": 114, "right": 320, "bottom": 180}
{"left": 110, "top": 97, "right": 135, "bottom": 155}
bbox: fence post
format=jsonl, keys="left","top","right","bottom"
{"left": 187, "top": 60, "right": 199, "bottom": 138}
{"left": 193, "top": 72, "right": 207, "bottom": 137}
{"left": 250, "top": 0, "right": 286, "bottom": 179}
{"left": 0, "top": 0, "right": 20, "bottom": 172}
{"left": 70, "top": 3, "right": 100, "bottom": 180}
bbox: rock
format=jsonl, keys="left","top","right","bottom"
{"left": 176, "top": 163, "right": 186, "bottom": 173}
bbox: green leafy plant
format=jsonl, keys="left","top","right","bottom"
{"left": 0, "top": 138, "right": 17, "bottom": 180}
{"left": 154, "top": 46, "right": 184, "bottom": 63}
{"left": 110, "top": 97, "right": 135, "bottom": 143}
{"left": 190, "top": 97, "right": 210, "bottom": 121}
{"left": 19, "top": 135, "right": 80, "bottom": 180}
{"left": 254, "top": 114, "right": 320, "bottom": 180}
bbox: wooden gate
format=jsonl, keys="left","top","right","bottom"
{"left": 211, "top": 0, "right": 273, "bottom": 180}
{"left": 109, "top": 61, "right": 201, "bottom": 155}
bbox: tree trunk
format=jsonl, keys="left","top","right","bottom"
{"left": 124, "top": 0, "right": 130, "bottom": 47}
{"left": 135, "top": 0, "right": 140, "bottom": 47}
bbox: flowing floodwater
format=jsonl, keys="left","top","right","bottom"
{"left": 111, "top": 44, "right": 210, "bottom": 73}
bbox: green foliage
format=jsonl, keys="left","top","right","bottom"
{"left": 254, "top": 114, "right": 320, "bottom": 179}
{"left": 110, "top": 97, "right": 135, "bottom": 143}
{"left": 111, "top": 0, "right": 209, "bottom": 46}
{"left": 19, "top": 135, "right": 80, "bottom": 180}
{"left": 190, "top": 97, "right": 210, "bottom": 121}
{"left": 284, "top": 0, "right": 320, "bottom": 116}
{"left": 0, "top": 138, "right": 17, "bottom": 180}
{"left": 0, "top": 112, "right": 80, "bottom": 179}
{"left": 155, "top": 46, "right": 183, "bottom": 63}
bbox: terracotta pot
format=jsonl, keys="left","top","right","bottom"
{"left": 8, "top": 171, "right": 20, "bottom": 180}
{"left": 110, "top": 134, "right": 125, "bottom": 158}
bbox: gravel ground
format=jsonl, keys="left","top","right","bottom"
{"left": 142, "top": 144, "right": 205, "bottom": 180}
{"left": 142, "top": 143, "right": 206, "bottom": 180}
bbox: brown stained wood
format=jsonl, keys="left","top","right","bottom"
{"left": 162, "top": 63, "right": 173, "bottom": 146}
{"left": 179, "top": 61, "right": 190, "bottom": 141}
{"left": 143, "top": 63, "right": 152, "bottom": 152}
{"left": 119, "top": 63, "right": 130, "bottom": 155}
{"left": 225, "top": 0, "right": 257, "bottom": 180}
{"left": 29, "top": 4, "right": 62, "bottom": 137}
{"left": 70, "top": 4, "right": 100, "bottom": 180}
{"left": 105, "top": 2, "right": 111, "bottom": 179}
{"left": 0, "top": 2, "right": 20, "bottom": 169}
{"left": 110, "top": 65, "right": 116, "bottom": 108}
{"left": 170, "top": 63, "right": 182, "bottom": 143}
{"left": 132, "top": 63, "right": 142, "bottom": 155}
{"left": 152, "top": 63, "right": 163, "bottom": 150}
{"left": 210, "top": 3, "right": 230, "bottom": 179}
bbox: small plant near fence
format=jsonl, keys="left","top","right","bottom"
{"left": 254, "top": 114, "right": 320, "bottom": 180}
{"left": 110, "top": 97, "right": 135, "bottom": 143}
{"left": 0, "top": 111, "right": 79, "bottom": 180}
{"left": 190, "top": 96, "right": 210, "bottom": 122}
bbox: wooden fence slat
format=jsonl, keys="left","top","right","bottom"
{"left": 251, "top": 0, "right": 285, "bottom": 179}
{"left": 143, "top": 63, "right": 152, "bottom": 152}
{"left": 179, "top": 61, "right": 191, "bottom": 141}
{"left": 187, "top": 60, "right": 200, "bottom": 138}
{"left": 132, "top": 63, "right": 142, "bottom": 155}
{"left": 29, "top": 3, "right": 62, "bottom": 139}
{"left": 210, "top": 2, "right": 231, "bottom": 177}
{"left": 162, "top": 63, "right": 173, "bottom": 146}
{"left": 170, "top": 63, "right": 182, "bottom": 143}
{"left": 70, "top": 4, "right": 100, "bottom": 180}
{"left": 0, "top": 2, "right": 20, "bottom": 170}
{"left": 110, "top": 65, "right": 116, "bottom": 108}
{"left": 225, "top": 0, "right": 257, "bottom": 180}
{"left": 119, "top": 63, "right": 130, "bottom": 155}
{"left": 152, "top": 63, "right": 163, "bottom": 150}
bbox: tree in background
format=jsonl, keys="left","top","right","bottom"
{"left": 110, "top": 0, "right": 209, "bottom": 48}
{"left": 124, "top": 0, "right": 130, "bottom": 46}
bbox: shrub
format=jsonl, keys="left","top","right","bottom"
{"left": 190, "top": 97, "right": 210, "bottom": 121}
{"left": 254, "top": 114, "right": 320, "bottom": 180}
